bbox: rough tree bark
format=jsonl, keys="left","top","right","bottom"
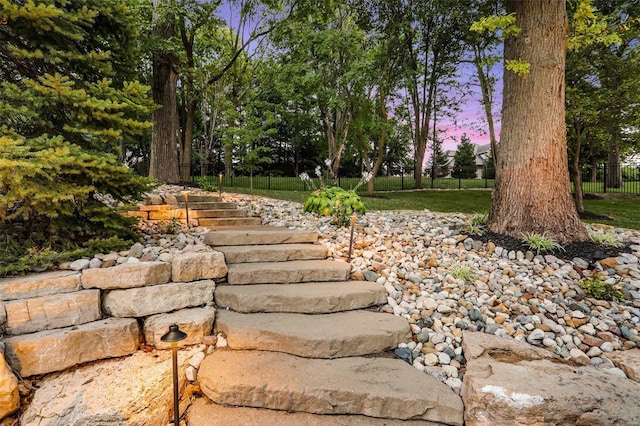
{"left": 488, "top": 0, "right": 588, "bottom": 243}
{"left": 149, "top": 0, "right": 180, "bottom": 184}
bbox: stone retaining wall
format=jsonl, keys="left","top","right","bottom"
{"left": 0, "top": 251, "right": 227, "bottom": 380}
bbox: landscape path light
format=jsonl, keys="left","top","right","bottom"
{"left": 348, "top": 213, "right": 358, "bottom": 262}
{"left": 182, "top": 191, "right": 190, "bottom": 228}
{"left": 161, "top": 324, "right": 188, "bottom": 426}
{"left": 219, "top": 173, "right": 223, "bottom": 198}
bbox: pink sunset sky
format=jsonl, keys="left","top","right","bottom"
{"left": 438, "top": 61, "right": 503, "bottom": 153}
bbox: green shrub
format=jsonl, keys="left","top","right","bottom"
{"left": 303, "top": 186, "right": 366, "bottom": 226}
{"left": 521, "top": 232, "right": 564, "bottom": 255}
{"left": 578, "top": 274, "right": 624, "bottom": 302}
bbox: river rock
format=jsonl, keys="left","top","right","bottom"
{"left": 606, "top": 349, "right": 640, "bottom": 382}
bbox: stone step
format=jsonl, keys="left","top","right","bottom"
{"left": 175, "top": 194, "right": 221, "bottom": 203}
{"left": 3, "top": 318, "right": 140, "bottom": 377}
{"left": 198, "top": 350, "right": 464, "bottom": 424}
{"left": 176, "top": 201, "right": 237, "bottom": 210}
{"left": 186, "top": 398, "right": 439, "bottom": 426}
{"left": 214, "top": 310, "right": 410, "bottom": 358}
{"left": 0, "top": 270, "right": 81, "bottom": 301}
{"left": 3, "top": 290, "right": 101, "bottom": 335}
{"left": 215, "top": 281, "right": 386, "bottom": 313}
{"left": 217, "top": 243, "right": 328, "bottom": 264}
{"left": 198, "top": 217, "right": 262, "bottom": 228}
{"left": 192, "top": 209, "right": 248, "bottom": 218}
{"left": 204, "top": 227, "right": 318, "bottom": 246}
{"left": 227, "top": 260, "right": 350, "bottom": 285}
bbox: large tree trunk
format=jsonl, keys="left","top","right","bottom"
{"left": 149, "top": 0, "right": 180, "bottom": 184}
{"left": 571, "top": 126, "right": 584, "bottom": 213}
{"left": 488, "top": 0, "right": 588, "bottom": 243}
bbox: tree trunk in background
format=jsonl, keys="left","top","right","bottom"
{"left": 149, "top": 0, "right": 180, "bottom": 184}
{"left": 606, "top": 131, "right": 623, "bottom": 188}
{"left": 488, "top": 0, "right": 588, "bottom": 243}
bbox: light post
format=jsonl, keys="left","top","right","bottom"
{"left": 347, "top": 214, "right": 358, "bottom": 262}
{"left": 182, "top": 191, "right": 190, "bottom": 228}
{"left": 218, "top": 173, "right": 223, "bottom": 198}
{"left": 161, "top": 324, "right": 188, "bottom": 426}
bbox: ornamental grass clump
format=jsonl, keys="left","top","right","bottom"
{"left": 521, "top": 231, "right": 565, "bottom": 255}
{"left": 466, "top": 212, "right": 488, "bottom": 234}
{"left": 448, "top": 263, "right": 476, "bottom": 283}
{"left": 300, "top": 163, "right": 371, "bottom": 226}
{"left": 587, "top": 227, "right": 623, "bottom": 248}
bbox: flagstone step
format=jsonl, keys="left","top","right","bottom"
{"left": 204, "top": 227, "right": 318, "bottom": 246}
{"left": 215, "top": 281, "right": 386, "bottom": 313}
{"left": 191, "top": 209, "right": 248, "bottom": 218}
{"left": 175, "top": 194, "right": 221, "bottom": 203}
{"left": 186, "top": 398, "right": 439, "bottom": 426}
{"left": 198, "top": 217, "right": 262, "bottom": 228}
{"left": 214, "top": 310, "right": 411, "bottom": 358}
{"left": 198, "top": 350, "right": 464, "bottom": 424}
{"left": 176, "top": 202, "right": 238, "bottom": 210}
{"left": 227, "top": 260, "right": 350, "bottom": 285}
{"left": 217, "top": 243, "right": 328, "bottom": 264}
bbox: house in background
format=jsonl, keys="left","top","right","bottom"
{"left": 442, "top": 142, "right": 493, "bottom": 178}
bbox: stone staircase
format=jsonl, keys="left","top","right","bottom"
{"left": 194, "top": 227, "right": 464, "bottom": 425}
{"left": 175, "top": 194, "right": 262, "bottom": 228}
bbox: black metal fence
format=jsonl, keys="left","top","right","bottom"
{"left": 188, "top": 162, "right": 640, "bottom": 195}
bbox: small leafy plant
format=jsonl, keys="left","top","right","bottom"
{"left": 521, "top": 232, "right": 564, "bottom": 255}
{"left": 587, "top": 227, "right": 623, "bottom": 248}
{"left": 303, "top": 186, "right": 366, "bottom": 226}
{"left": 300, "top": 162, "right": 371, "bottom": 226}
{"left": 578, "top": 273, "right": 624, "bottom": 302}
{"left": 448, "top": 263, "right": 476, "bottom": 283}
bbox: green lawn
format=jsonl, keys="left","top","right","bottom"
{"left": 227, "top": 188, "right": 640, "bottom": 231}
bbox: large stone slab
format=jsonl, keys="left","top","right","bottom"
{"left": 186, "top": 398, "right": 439, "bottom": 426}
{"left": 21, "top": 346, "right": 201, "bottom": 426}
{"left": 227, "top": 260, "right": 351, "bottom": 285}
{"left": 3, "top": 318, "right": 140, "bottom": 377}
{"left": 81, "top": 261, "right": 171, "bottom": 290}
{"left": 171, "top": 251, "right": 227, "bottom": 283}
{"left": 175, "top": 194, "right": 222, "bottom": 203}
{"left": 217, "top": 243, "right": 328, "bottom": 264}
{"left": 102, "top": 280, "right": 215, "bottom": 318}
{"left": 198, "top": 217, "right": 262, "bottom": 228}
{"left": 0, "top": 353, "right": 19, "bottom": 421}
{"left": 215, "top": 281, "right": 386, "bottom": 313}
{"left": 606, "top": 349, "right": 640, "bottom": 382}
{"left": 144, "top": 307, "right": 216, "bottom": 349}
{"left": 0, "top": 271, "right": 81, "bottom": 301}
{"left": 215, "top": 310, "right": 410, "bottom": 358}
{"left": 461, "top": 331, "right": 640, "bottom": 426}
{"left": 204, "top": 228, "right": 318, "bottom": 246}
{"left": 3, "top": 290, "right": 101, "bottom": 335}
{"left": 199, "top": 350, "right": 463, "bottom": 424}
{"left": 192, "top": 209, "right": 246, "bottom": 218}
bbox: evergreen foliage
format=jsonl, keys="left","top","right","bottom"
{"left": 427, "top": 141, "right": 450, "bottom": 178}
{"left": 452, "top": 134, "right": 477, "bottom": 179}
{"left": 0, "top": 0, "right": 155, "bottom": 272}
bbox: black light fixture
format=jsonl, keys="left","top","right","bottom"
{"left": 161, "top": 324, "right": 188, "bottom": 426}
